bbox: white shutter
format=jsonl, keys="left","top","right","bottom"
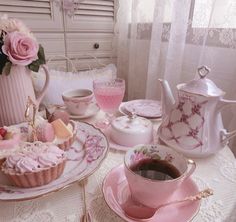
{"left": 65, "top": 0, "right": 115, "bottom": 32}
{"left": 0, "top": 0, "right": 63, "bottom": 32}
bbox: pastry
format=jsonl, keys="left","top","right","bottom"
{"left": 51, "top": 119, "right": 76, "bottom": 151}
{"left": 0, "top": 127, "right": 21, "bottom": 150}
{"left": 1, "top": 142, "right": 66, "bottom": 188}
{"left": 36, "top": 121, "right": 55, "bottom": 142}
{"left": 51, "top": 119, "right": 73, "bottom": 139}
{"left": 0, "top": 127, "right": 21, "bottom": 166}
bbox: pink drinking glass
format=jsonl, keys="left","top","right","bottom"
{"left": 93, "top": 78, "right": 125, "bottom": 129}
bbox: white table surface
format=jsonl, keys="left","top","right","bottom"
{"left": 0, "top": 111, "right": 236, "bottom": 222}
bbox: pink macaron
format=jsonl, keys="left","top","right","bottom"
{"left": 36, "top": 122, "right": 55, "bottom": 142}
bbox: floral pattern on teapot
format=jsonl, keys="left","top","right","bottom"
{"left": 159, "top": 92, "right": 208, "bottom": 150}
{"left": 158, "top": 66, "right": 236, "bottom": 158}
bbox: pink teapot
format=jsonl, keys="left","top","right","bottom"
{"left": 158, "top": 66, "right": 236, "bottom": 158}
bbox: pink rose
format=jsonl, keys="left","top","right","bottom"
{"left": 2, "top": 31, "right": 39, "bottom": 66}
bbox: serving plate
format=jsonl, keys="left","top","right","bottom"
{"left": 0, "top": 121, "right": 109, "bottom": 201}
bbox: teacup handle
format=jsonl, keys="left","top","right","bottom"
{"left": 183, "top": 159, "right": 196, "bottom": 181}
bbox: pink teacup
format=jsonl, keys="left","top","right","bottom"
{"left": 124, "top": 144, "right": 196, "bottom": 208}
{"left": 62, "top": 89, "right": 94, "bottom": 115}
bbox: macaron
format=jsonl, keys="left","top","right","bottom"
{"left": 36, "top": 122, "right": 55, "bottom": 142}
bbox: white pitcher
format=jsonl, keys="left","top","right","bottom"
{"left": 0, "top": 65, "right": 49, "bottom": 126}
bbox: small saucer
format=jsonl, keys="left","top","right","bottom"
{"left": 119, "top": 101, "right": 162, "bottom": 119}
{"left": 104, "top": 127, "right": 157, "bottom": 152}
{"left": 69, "top": 103, "right": 100, "bottom": 119}
{"left": 103, "top": 165, "right": 200, "bottom": 222}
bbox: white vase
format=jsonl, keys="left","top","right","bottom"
{"left": 0, "top": 65, "right": 49, "bottom": 126}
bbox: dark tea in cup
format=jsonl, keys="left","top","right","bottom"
{"left": 130, "top": 158, "right": 181, "bottom": 181}
{"left": 124, "top": 144, "right": 196, "bottom": 208}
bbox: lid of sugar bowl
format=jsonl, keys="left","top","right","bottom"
{"left": 111, "top": 114, "right": 152, "bottom": 134}
{"left": 177, "top": 66, "right": 225, "bottom": 97}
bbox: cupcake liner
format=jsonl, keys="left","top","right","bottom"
{"left": 2, "top": 160, "right": 66, "bottom": 188}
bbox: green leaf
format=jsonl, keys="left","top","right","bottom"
{"left": 37, "top": 44, "right": 46, "bottom": 65}
{"left": 28, "top": 44, "right": 46, "bottom": 72}
{"left": 28, "top": 61, "right": 40, "bottom": 72}
{"left": 3, "top": 62, "right": 12, "bottom": 75}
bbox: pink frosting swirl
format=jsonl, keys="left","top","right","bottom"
{"left": 4, "top": 142, "right": 66, "bottom": 174}
{"left": 15, "top": 157, "right": 39, "bottom": 173}
{"left": 37, "top": 145, "right": 65, "bottom": 167}
{"left": 5, "top": 155, "right": 24, "bottom": 169}
{"left": 38, "top": 153, "right": 59, "bottom": 167}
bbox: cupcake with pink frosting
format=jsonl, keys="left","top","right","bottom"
{"left": 1, "top": 142, "right": 66, "bottom": 188}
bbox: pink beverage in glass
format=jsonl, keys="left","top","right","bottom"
{"left": 94, "top": 86, "right": 125, "bottom": 113}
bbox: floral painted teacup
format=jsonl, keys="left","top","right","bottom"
{"left": 124, "top": 144, "right": 196, "bottom": 208}
{"left": 62, "top": 89, "right": 94, "bottom": 115}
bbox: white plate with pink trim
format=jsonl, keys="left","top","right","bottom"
{"left": 120, "top": 100, "right": 162, "bottom": 119}
{"left": 0, "top": 121, "right": 109, "bottom": 201}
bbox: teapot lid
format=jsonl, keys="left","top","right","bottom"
{"left": 177, "top": 66, "right": 225, "bottom": 97}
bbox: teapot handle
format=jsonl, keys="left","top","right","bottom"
{"left": 221, "top": 129, "right": 236, "bottom": 146}
{"left": 218, "top": 98, "right": 236, "bottom": 145}
{"left": 35, "top": 65, "right": 50, "bottom": 106}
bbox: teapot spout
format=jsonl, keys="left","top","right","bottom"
{"left": 159, "top": 79, "right": 175, "bottom": 118}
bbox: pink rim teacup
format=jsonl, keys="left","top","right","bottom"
{"left": 62, "top": 89, "right": 94, "bottom": 115}
{"left": 124, "top": 144, "right": 196, "bottom": 208}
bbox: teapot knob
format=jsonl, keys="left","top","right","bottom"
{"left": 198, "top": 66, "right": 211, "bottom": 79}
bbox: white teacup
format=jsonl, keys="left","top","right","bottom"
{"left": 62, "top": 89, "right": 94, "bottom": 115}
{"left": 124, "top": 144, "right": 196, "bottom": 208}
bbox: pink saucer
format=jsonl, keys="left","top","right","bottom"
{"left": 102, "top": 165, "right": 200, "bottom": 222}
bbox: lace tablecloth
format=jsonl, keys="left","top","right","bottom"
{"left": 0, "top": 113, "right": 236, "bottom": 222}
